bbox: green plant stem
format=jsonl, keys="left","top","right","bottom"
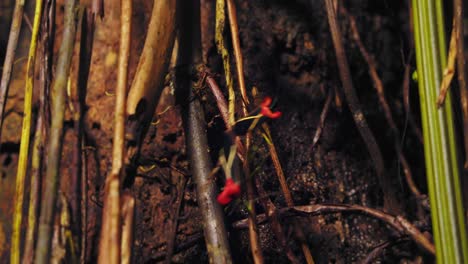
{"left": 36, "top": 0, "right": 77, "bottom": 262}
{"left": 412, "top": 0, "right": 468, "bottom": 262}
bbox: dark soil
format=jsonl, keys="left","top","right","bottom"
{"left": 0, "top": 0, "right": 434, "bottom": 263}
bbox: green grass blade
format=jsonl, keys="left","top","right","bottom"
{"left": 412, "top": 0, "right": 468, "bottom": 262}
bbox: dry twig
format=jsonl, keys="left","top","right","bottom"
{"left": 312, "top": 89, "right": 333, "bottom": 148}
{"left": 0, "top": 0, "right": 25, "bottom": 142}
{"left": 437, "top": 17, "right": 457, "bottom": 107}
{"left": 98, "top": 1, "right": 132, "bottom": 262}
{"left": 225, "top": 1, "right": 263, "bottom": 262}
{"left": 125, "top": 0, "right": 178, "bottom": 175}
{"left": 343, "top": 7, "right": 423, "bottom": 200}
{"left": 402, "top": 56, "right": 423, "bottom": 144}
{"left": 204, "top": 72, "right": 300, "bottom": 263}
{"left": 164, "top": 169, "right": 187, "bottom": 264}
{"left": 121, "top": 193, "right": 135, "bottom": 264}
{"left": 36, "top": 0, "right": 77, "bottom": 262}
{"left": 233, "top": 203, "right": 435, "bottom": 255}
{"left": 324, "top": 0, "right": 399, "bottom": 213}
{"left": 453, "top": 0, "right": 468, "bottom": 169}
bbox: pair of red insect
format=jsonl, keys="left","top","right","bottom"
{"left": 217, "top": 96, "right": 281, "bottom": 205}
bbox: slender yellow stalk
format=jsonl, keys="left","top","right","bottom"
{"left": 10, "top": 1, "right": 43, "bottom": 263}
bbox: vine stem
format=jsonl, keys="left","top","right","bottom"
{"left": 324, "top": 0, "right": 399, "bottom": 213}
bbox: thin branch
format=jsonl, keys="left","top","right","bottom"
{"left": 255, "top": 178, "right": 301, "bottom": 264}
{"left": 125, "top": 0, "right": 178, "bottom": 182}
{"left": 454, "top": 0, "right": 468, "bottom": 169}
{"left": 206, "top": 75, "right": 231, "bottom": 128}
{"left": 226, "top": 1, "right": 263, "bottom": 262}
{"left": 98, "top": 0, "right": 132, "bottom": 262}
{"left": 205, "top": 74, "right": 246, "bottom": 163}
{"left": 226, "top": 0, "right": 249, "bottom": 109}
{"left": 324, "top": 0, "right": 399, "bottom": 213}
{"left": 121, "top": 192, "right": 135, "bottom": 264}
{"left": 244, "top": 136, "right": 264, "bottom": 264}
{"left": 204, "top": 72, "right": 299, "bottom": 263}
{"left": 35, "top": 0, "right": 77, "bottom": 262}
{"left": 343, "top": 7, "right": 423, "bottom": 200}
{"left": 0, "top": 0, "right": 25, "bottom": 143}
{"left": 164, "top": 171, "right": 187, "bottom": 264}
{"left": 312, "top": 89, "right": 333, "bottom": 148}
{"left": 177, "top": 0, "right": 233, "bottom": 262}
{"left": 233, "top": 203, "right": 435, "bottom": 255}
{"left": 402, "top": 56, "right": 424, "bottom": 144}
{"left": 112, "top": 0, "right": 131, "bottom": 176}
{"left": 79, "top": 8, "right": 97, "bottom": 264}
{"left": 66, "top": 6, "right": 94, "bottom": 259}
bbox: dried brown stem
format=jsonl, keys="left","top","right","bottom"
{"left": 117, "top": 4, "right": 133, "bottom": 262}
{"left": 112, "top": 0, "right": 131, "bottom": 176}
{"left": 121, "top": 193, "right": 136, "bottom": 264}
{"left": 454, "top": 0, "right": 468, "bottom": 169}
{"left": 98, "top": 173, "right": 121, "bottom": 263}
{"left": 343, "top": 7, "right": 423, "bottom": 199}
{"left": 0, "top": 0, "right": 24, "bottom": 142}
{"left": 226, "top": 1, "right": 263, "bottom": 261}
{"left": 67, "top": 7, "right": 95, "bottom": 259}
{"left": 402, "top": 58, "right": 424, "bottom": 144}
{"left": 80, "top": 137, "right": 88, "bottom": 263}
{"left": 206, "top": 75, "right": 231, "bottom": 129}
{"left": 36, "top": 0, "right": 77, "bottom": 262}
{"left": 290, "top": 204, "right": 435, "bottom": 254}
{"left": 151, "top": 233, "right": 204, "bottom": 261}
{"left": 312, "top": 89, "right": 333, "bottom": 148}
{"left": 226, "top": 0, "right": 249, "bottom": 109}
{"left": 437, "top": 17, "right": 457, "bottom": 107}
{"left": 244, "top": 136, "right": 264, "bottom": 264}
{"left": 324, "top": 0, "right": 399, "bottom": 213}
{"left": 125, "top": 0, "right": 177, "bottom": 171}
{"left": 98, "top": 1, "right": 132, "bottom": 262}
{"left": 205, "top": 69, "right": 301, "bottom": 263}
{"left": 264, "top": 124, "right": 315, "bottom": 263}
{"left": 164, "top": 169, "right": 187, "bottom": 264}
{"left": 255, "top": 178, "right": 301, "bottom": 264}
{"left": 205, "top": 74, "right": 246, "bottom": 162}
{"left": 233, "top": 203, "right": 435, "bottom": 255}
